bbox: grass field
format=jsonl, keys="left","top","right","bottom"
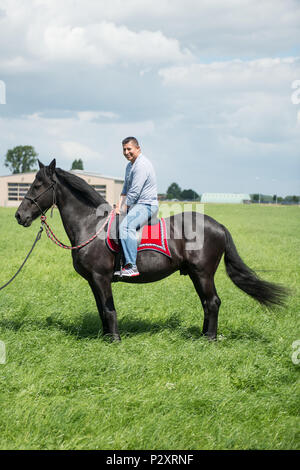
{"left": 0, "top": 203, "right": 299, "bottom": 450}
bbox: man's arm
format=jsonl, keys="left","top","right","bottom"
{"left": 125, "top": 163, "right": 148, "bottom": 207}
{"left": 115, "top": 194, "right": 127, "bottom": 215}
{"left": 116, "top": 164, "right": 129, "bottom": 214}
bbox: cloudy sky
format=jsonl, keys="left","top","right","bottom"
{"left": 0, "top": 0, "right": 299, "bottom": 196}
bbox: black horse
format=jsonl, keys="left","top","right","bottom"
{"left": 15, "top": 159, "right": 286, "bottom": 341}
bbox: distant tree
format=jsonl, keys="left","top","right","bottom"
{"left": 285, "top": 195, "right": 300, "bottom": 203}
{"left": 250, "top": 194, "right": 273, "bottom": 203}
{"left": 250, "top": 194, "right": 259, "bottom": 202}
{"left": 71, "top": 158, "right": 84, "bottom": 170}
{"left": 4, "top": 145, "right": 38, "bottom": 174}
{"left": 166, "top": 182, "right": 182, "bottom": 200}
{"left": 261, "top": 194, "right": 273, "bottom": 203}
{"left": 181, "top": 189, "right": 200, "bottom": 201}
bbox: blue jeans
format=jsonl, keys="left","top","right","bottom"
{"left": 119, "top": 203, "right": 158, "bottom": 267}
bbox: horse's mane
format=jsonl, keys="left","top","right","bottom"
{"left": 55, "top": 168, "right": 109, "bottom": 208}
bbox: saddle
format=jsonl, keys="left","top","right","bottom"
{"left": 106, "top": 211, "right": 171, "bottom": 269}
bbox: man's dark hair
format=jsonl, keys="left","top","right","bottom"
{"left": 122, "top": 136, "right": 139, "bottom": 147}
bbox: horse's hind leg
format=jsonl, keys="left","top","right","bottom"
{"left": 189, "top": 270, "right": 221, "bottom": 340}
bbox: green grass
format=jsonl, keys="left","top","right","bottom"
{"left": 0, "top": 204, "right": 299, "bottom": 450}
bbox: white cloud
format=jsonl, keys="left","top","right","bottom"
{"left": 159, "top": 57, "right": 300, "bottom": 90}
{"left": 60, "top": 141, "right": 101, "bottom": 161}
{"left": 0, "top": 1, "right": 194, "bottom": 71}
{"left": 0, "top": 113, "right": 156, "bottom": 173}
{"left": 0, "top": 0, "right": 299, "bottom": 195}
{"left": 158, "top": 57, "right": 300, "bottom": 145}
{"left": 1, "top": 0, "right": 300, "bottom": 72}
{"left": 77, "top": 111, "right": 119, "bottom": 121}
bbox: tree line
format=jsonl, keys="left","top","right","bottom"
{"left": 163, "top": 182, "right": 200, "bottom": 201}
{"left": 250, "top": 194, "right": 300, "bottom": 204}
{"left": 3, "top": 145, "right": 83, "bottom": 173}
{"left": 2, "top": 146, "right": 299, "bottom": 204}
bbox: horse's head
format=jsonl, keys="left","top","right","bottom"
{"left": 15, "top": 159, "right": 56, "bottom": 227}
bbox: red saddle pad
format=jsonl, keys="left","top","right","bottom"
{"left": 106, "top": 213, "right": 171, "bottom": 258}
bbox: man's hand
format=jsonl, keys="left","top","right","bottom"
{"left": 115, "top": 203, "right": 121, "bottom": 215}
{"left": 116, "top": 195, "right": 127, "bottom": 215}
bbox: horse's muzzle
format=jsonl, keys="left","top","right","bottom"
{"left": 15, "top": 210, "right": 32, "bottom": 227}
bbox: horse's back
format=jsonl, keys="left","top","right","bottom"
{"left": 164, "top": 211, "right": 226, "bottom": 273}
{"left": 165, "top": 211, "right": 226, "bottom": 243}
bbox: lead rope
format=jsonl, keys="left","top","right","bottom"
{"left": 0, "top": 226, "right": 43, "bottom": 291}
{"left": 0, "top": 209, "right": 114, "bottom": 291}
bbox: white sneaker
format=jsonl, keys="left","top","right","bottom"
{"left": 115, "top": 264, "right": 140, "bottom": 277}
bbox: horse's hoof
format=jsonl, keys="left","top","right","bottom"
{"left": 202, "top": 332, "right": 217, "bottom": 341}
{"left": 207, "top": 336, "right": 217, "bottom": 341}
{"left": 103, "top": 333, "right": 121, "bottom": 343}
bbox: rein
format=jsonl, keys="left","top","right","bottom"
{"left": 27, "top": 179, "right": 114, "bottom": 250}
{"left": 40, "top": 210, "right": 114, "bottom": 250}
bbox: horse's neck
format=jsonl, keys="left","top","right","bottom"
{"left": 55, "top": 182, "right": 103, "bottom": 245}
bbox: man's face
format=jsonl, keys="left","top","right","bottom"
{"left": 123, "top": 141, "right": 141, "bottom": 164}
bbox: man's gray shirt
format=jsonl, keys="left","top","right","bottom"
{"left": 122, "top": 153, "right": 158, "bottom": 207}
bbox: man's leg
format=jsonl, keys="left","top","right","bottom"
{"left": 118, "top": 204, "right": 154, "bottom": 276}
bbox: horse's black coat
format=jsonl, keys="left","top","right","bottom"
{"left": 15, "top": 160, "right": 287, "bottom": 341}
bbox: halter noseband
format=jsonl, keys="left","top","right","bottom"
{"left": 25, "top": 181, "right": 56, "bottom": 216}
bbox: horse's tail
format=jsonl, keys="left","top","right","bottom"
{"left": 222, "top": 226, "right": 287, "bottom": 307}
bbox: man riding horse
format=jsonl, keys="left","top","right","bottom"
{"left": 114, "top": 137, "right": 158, "bottom": 278}
{"left": 15, "top": 155, "right": 286, "bottom": 341}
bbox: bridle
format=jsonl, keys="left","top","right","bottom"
{"left": 25, "top": 180, "right": 56, "bottom": 216}
{"left": 0, "top": 177, "right": 114, "bottom": 291}
{"left": 25, "top": 178, "right": 114, "bottom": 250}
{"left": 0, "top": 180, "right": 56, "bottom": 291}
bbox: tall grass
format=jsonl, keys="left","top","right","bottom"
{"left": 0, "top": 204, "right": 299, "bottom": 449}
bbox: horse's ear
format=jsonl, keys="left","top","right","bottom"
{"left": 48, "top": 158, "right": 56, "bottom": 174}
{"left": 38, "top": 160, "right": 45, "bottom": 169}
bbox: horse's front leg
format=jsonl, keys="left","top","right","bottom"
{"left": 92, "top": 272, "right": 121, "bottom": 341}
{"left": 88, "top": 279, "right": 109, "bottom": 336}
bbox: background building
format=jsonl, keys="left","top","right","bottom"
{"left": 0, "top": 170, "right": 124, "bottom": 207}
{"left": 201, "top": 193, "right": 251, "bottom": 204}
